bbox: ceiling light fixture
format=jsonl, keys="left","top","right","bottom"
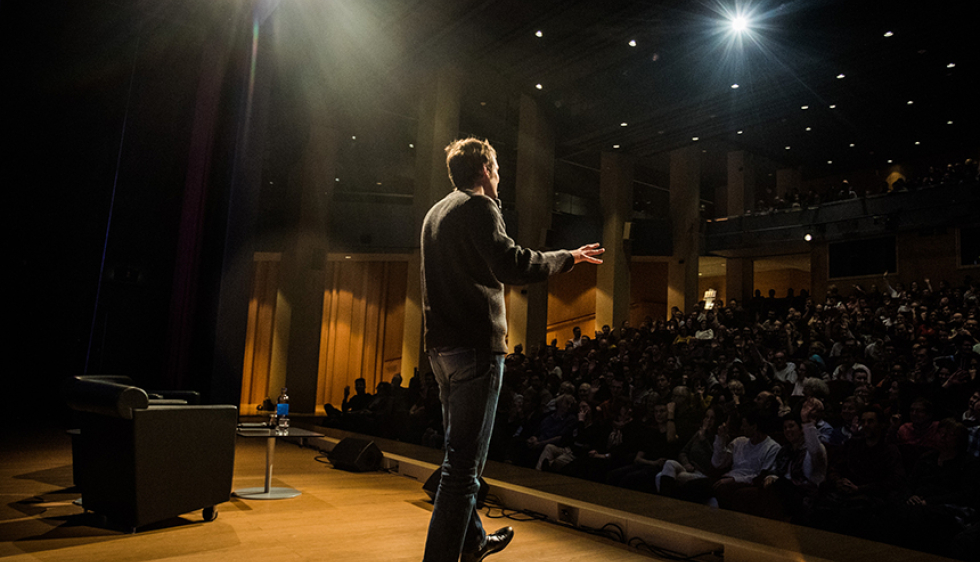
{"left": 731, "top": 16, "right": 748, "bottom": 32}
{"left": 947, "top": 63, "right": 956, "bottom": 68}
{"left": 692, "top": 136, "right": 699, "bottom": 141}
{"left": 621, "top": 122, "right": 628, "bottom": 127}
{"left": 628, "top": 39, "right": 637, "bottom": 47}
{"left": 884, "top": 31, "right": 894, "bottom": 37}
{"left": 785, "top": 146, "right": 791, "bottom": 150}
{"left": 731, "top": 83, "right": 739, "bottom": 89}
{"left": 837, "top": 73, "right": 845, "bottom": 79}
{"left": 535, "top": 84, "right": 543, "bottom": 90}
{"left": 737, "top": 130, "right": 743, "bottom": 134}
{"left": 801, "top": 105, "right": 809, "bottom": 110}
{"left": 535, "top": 30, "right": 543, "bottom": 38}
{"left": 829, "top": 104, "right": 836, "bottom": 109}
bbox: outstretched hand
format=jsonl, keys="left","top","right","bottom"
{"left": 572, "top": 243, "right": 605, "bottom": 264}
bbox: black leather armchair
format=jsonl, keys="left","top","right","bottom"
{"left": 64, "top": 376, "right": 237, "bottom": 531}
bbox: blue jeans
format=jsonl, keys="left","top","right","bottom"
{"left": 423, "top": 347, "right": 504, "bottom": 562}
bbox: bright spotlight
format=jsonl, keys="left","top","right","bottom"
{"left": 731, "top": 16, "right": 749, "bottom": 32}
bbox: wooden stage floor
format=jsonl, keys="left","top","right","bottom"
{"left": 0, "top": 428, "right": 659, "bottom": 562}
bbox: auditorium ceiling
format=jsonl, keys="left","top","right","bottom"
{"left": 374, "top": 0, "right": 977, "bottom": 177}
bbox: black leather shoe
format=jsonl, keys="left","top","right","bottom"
{"left": 460, "top": 526, "right": 514, "bottom": 562}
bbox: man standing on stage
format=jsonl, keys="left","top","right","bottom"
{"left": 421, "top": 137, "right": 604, "bottom": 562}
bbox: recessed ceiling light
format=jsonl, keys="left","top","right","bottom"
{"left": 827, "top": 161, "right": 833, "bottom": 165}
{"left": 345, "top": 256, "right": 352, "bottom": 259}
{"left": 915, "top": 141, "right": 921, "bottom": 145}
{"left": 948, "top": 120, "right": 954, "bottom": 125}
{"left": 849, "top": 143, "right": 855, "bottom": 147}
{"left": 907, "top": 100, "right": 914, "bottom": 105}
{"left": 351, "top": 135, "right": 357, "bottom": 140}
{"left": 829, "top": 104, "right": 837, "bottom": 109}
{"left": 805, "top": 234, "right": 813, "bottom": 242}
{"left": 335, "top": 177, "right": 340, "bottom": 182}
{"left": 731, "top": 83, "right": 739, "bottom": 89}
{"left": 692, "top": 136, "right": 699, "bottom": 141}
{"left": 801, "top": 105, "right": 809, "bottom": 110}
{"left": 409, "top": 143, "right": 414, "bottom": 148}
{"left": 837, "top": 73, "right": 845, "bottom": 79}
{"left": 535, "top": 30, "right": 543, "bottom": 38}
{"left": 887, "top": 159, "right": 893, "bottom": 164}
{"left": 621, "top": 122, "right": 628, "bottom": 127}
{"left": 785, "top": 146, "right": 791, "bottom": 150}
{"left": 628, "top": 40, "right": 637, "bottom": 47}
{"left": 613, "top": 144, "right": 620, "bottom": 149}
{"left": 535, "top": 84, "right": 543, "bottom": 90}
{"left": 947, "top": 63, "right": 956, "bottom": 68}
{"left": 737, "top": 130, "right": 743, "bottom": 135}
{"left": 806, "top": 127, "right": 812, "bottom": 131}
{"left": 884, "top": 31, "right": 894, "bottom": 37}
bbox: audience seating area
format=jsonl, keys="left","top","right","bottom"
{"left": 323, "top": 273, "right": 980, "bottom": 561}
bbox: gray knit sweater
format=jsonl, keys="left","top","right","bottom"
{"left": 421, "top": 189, "right": 574, "bottom": 353}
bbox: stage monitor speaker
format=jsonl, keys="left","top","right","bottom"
{"left": 328, "top": 437, "right": 383, "bottom": 472}
{"left": 422, "top": 469, "right": 489, "bottom": 508}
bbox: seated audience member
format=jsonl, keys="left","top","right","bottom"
{"left": 814, "top": 405, "right": 906, "bottom": 538}
{"left": 342, "top": 377, "right": 373, "bottom": 412}
{"left": 880, "top": 419, "right": 980, "bottom": 557}
{"left": 516, "top": 393, "right": 578, "bottom": 467}
{"left": 668, "top": 385, "right": 701, "bottom": 442}
{"left": 961, "top": 389, "right": 979, "bottom": 426}
{"left": 593, "top": 374, "right": 627, "bottom": 423}
{"left": 737, "top": 400, "right": 828, "bottom": 522}
{"left": 828, "top": 396, "right": 865, "bottom": 447}
{"left": 688, "top": 407, "right": 780, "bottom": 508}
{"left": 657, "top": 406, "right": 722, "bottom": 496}
{"left": 606, "top": 399, "right": 679, "bottom": 492}
{"left": 536, "top": 398, "right": 596, "bottom": 472}
{"left": 771, "top": 351, "right": 803, "bottom": 397}
{"left": 893, "top": 397, "right": 943, "bottom": 456}
{"left": 561, "top": 399, "right": 635, "bottom": 482}
{"left": 803, "top": 397, "right": 834, "bottom": 444}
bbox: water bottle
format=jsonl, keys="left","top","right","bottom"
{"left": 276, "top": 387, "right": 290, "bottom": 432}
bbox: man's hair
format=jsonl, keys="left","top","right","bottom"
{"left": 445, "top": 138, "right": 496, "bottom": 189}
{"left": 860, "top": 404, "right": 885, "bottom": 423}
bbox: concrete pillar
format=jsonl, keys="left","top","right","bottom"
{"left": 403, "top": 65, "right": 461, "bottom": 380}
{"left": 810, "top": 243, "right": 829, "bottom": 303}
{"left": 776, "top": 167, "right": 802, "bottom": 199}
{"left": 596, "top": 151, "right": 633, "bottom": 333}
{"left": 278, "top": 86, "right": 340, "bottom": 414}
{"left": 726, "top": 150, "right": 756, "bottom": 215}
{"left": 725, "top": 257, "right": 754, "bottom": 308}
{"left": 507, "top": 94, "right": 555, "bottom": 352}
{"left": 668, "top": 146, "right": 701, "bottom": 315}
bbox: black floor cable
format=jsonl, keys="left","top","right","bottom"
{"left": 481, "top": 493, "right": 723, "bottom": 561}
